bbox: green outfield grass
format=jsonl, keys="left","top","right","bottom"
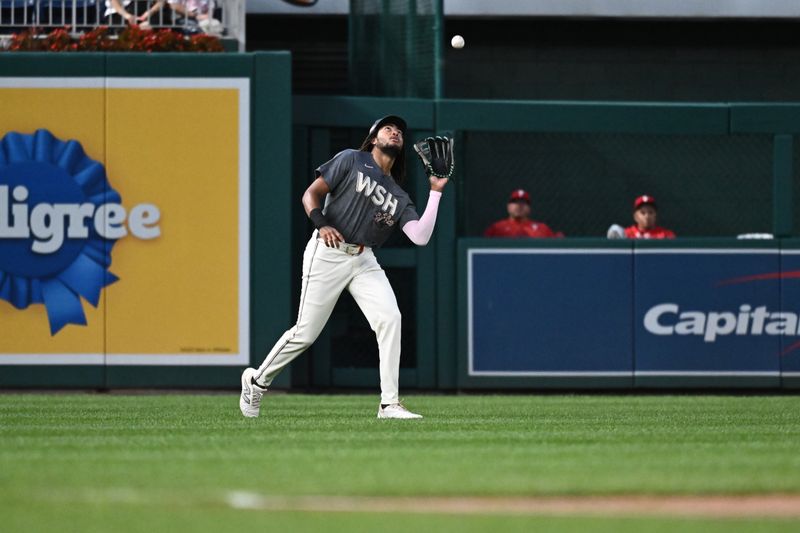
{"left": 1, "top": 393, "right": 799, "bottom": 532}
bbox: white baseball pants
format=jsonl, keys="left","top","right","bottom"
{"left": 254, "top": 233, "right": 403, "bottom": 405}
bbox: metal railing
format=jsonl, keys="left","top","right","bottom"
{"left": 0, "top": 0, "right": 244, "bottom": 50}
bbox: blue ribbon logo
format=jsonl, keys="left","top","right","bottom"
{"left": 0, "top": 129, "right": 121, "bottom": 335}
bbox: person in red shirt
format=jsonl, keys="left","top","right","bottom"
{"left": 615, "top": 194, "right": 675, "bottom": 239}
{"left": 483, "top": 189, "right": 563, "bottom": 238}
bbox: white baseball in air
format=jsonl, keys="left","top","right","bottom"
{"left": 451, "top": 35, "right": 465, "bottom": 49}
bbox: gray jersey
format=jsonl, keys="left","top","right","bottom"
{"left": 316, "top": 149, "right": 418, "bottom": 247}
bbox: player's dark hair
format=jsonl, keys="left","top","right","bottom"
{"left": 359, "top": 134, "right": 407, "bottom": 185}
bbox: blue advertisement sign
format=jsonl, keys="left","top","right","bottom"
{"left": 468, "top": 249, "right": 633, "bottom": 375}
{"left": 780, "top": 250, "right": 800, "bottom": 376}
{"left": 635, "top": 250, "right": 782, "bottom": 375}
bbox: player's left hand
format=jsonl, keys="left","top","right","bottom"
{"left": 429, "top": 175, "right": 449, "bottom": 192}
{"left": 414, "top": 136, "right": 454, "bottom": 182}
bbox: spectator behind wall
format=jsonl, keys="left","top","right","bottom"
{"left": 168, "top": 0, "right": 223, "bottom": 36}
{"left": 484, "top": 189, "right": 564, "bottom": 238}
{"left": 607, "top": 194, "right": 676, "bottom": 239}
{"left": 105, "top": 0, "right": 166, "bottom": 28}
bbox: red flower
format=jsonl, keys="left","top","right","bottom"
{"left": 77, "top": 26, "right": 110, "bottom": 51}
{"left": 5, "top": 26, "right": 224, "bottom": 53}
{"left": 42, "top": 28, "right": 75, "bottom": 52}
{"left": 190, "top": 34, "right": 225, "bottom": 52}
{"left": 8, "top": 28, "right": 43, "bottom": 51}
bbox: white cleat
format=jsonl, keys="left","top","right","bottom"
{"left": 377, "top": 403, "right": 423, "bottom": 419}
{"left": 239, "top": 368, "right": 267, "bottom": 418}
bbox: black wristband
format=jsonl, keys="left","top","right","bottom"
{"left": 309, "top": 208, "right": 329, "bottom": 229}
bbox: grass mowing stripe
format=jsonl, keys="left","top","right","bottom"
{"left": 1, "top": 394, "right": 799, "bottom": 499}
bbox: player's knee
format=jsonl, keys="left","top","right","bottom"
{"left": 285, "top": 325, "right": 309, "bottom": 347}
{"left": 292, "top": 323, "right": 326, "bottom": 347}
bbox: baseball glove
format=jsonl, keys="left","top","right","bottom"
{"left": 413, "top": 136, "right": 455, "bottom": 179}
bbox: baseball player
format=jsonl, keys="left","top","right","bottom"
{"left": 612, "top": 194, "right": 675, "bottom": 239}
{"left": 483, "top": 189, "right": 563, "bottom": 238}
{"left": 240, "top": 116, "right": 453, "bottom": 420}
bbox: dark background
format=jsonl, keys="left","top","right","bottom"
{"left": 247, "top": 15, "right": 800, "bottom": 101}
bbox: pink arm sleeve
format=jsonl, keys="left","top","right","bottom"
{"left": 401, "top": 191, "right": 442, "bottom": 246}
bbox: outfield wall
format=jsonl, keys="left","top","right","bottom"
{"left": 0, "top": 53, "right": 293, "bottom": 388}
{"left": 2, "top": 64, "right": 800, "bottom": 390}
{"left": 459, "top": 239, "right": 800, "bottom": 390}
